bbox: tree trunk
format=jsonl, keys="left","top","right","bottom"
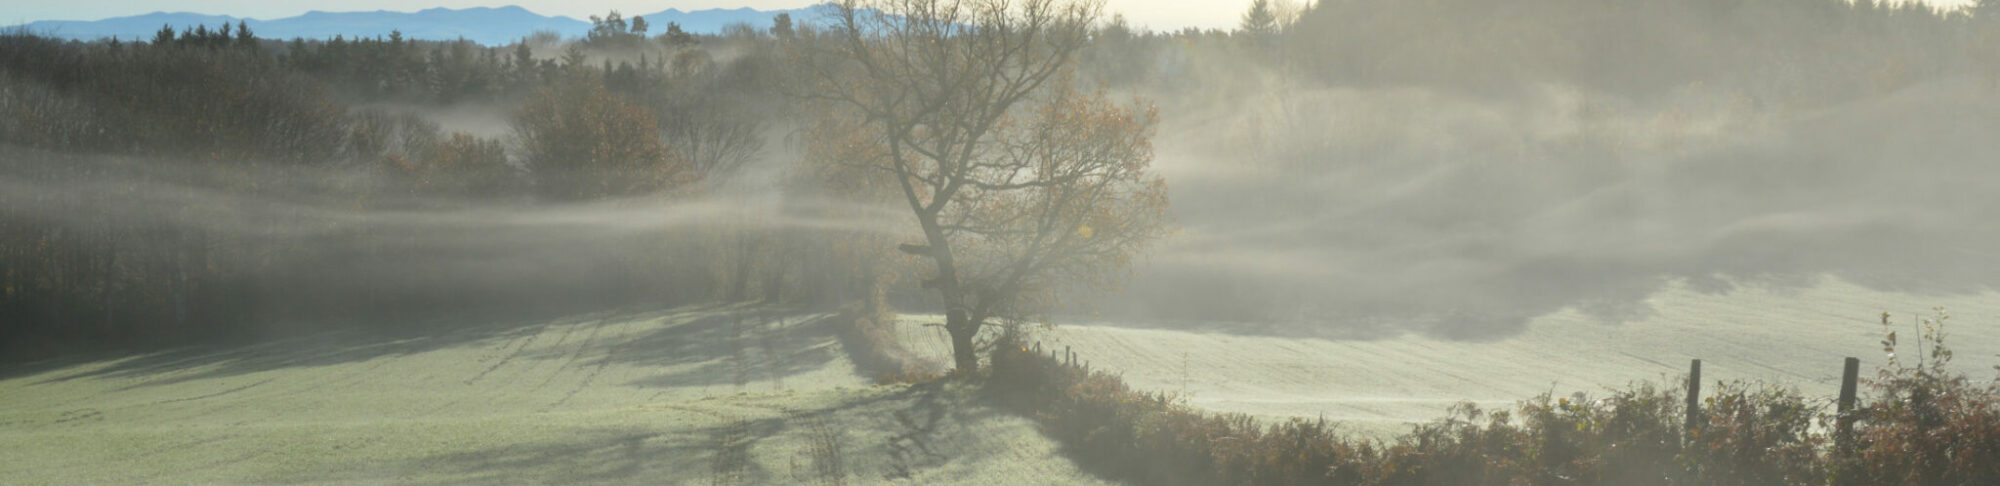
{"left": 945, "top": 309, "right": 979, "bottom": 372}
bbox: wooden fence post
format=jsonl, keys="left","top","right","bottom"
{"left": 1837, "top": 357, "right": 1860, "bottom": 456}
{"left": 1685, "top": 359, "right": 1702, "bottom": 438}
{"left": 1681, "top": 358, "right": 1703, "bottom": 485}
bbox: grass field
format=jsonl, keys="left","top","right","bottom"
{"left": 0, "top": 305, "right": 1112, "bottom": 485}
{"left": 8, "top": 276, "right": 1996, "bottom": 483}
{"left": 900, "top": 276, "right": 2000, "bottom": 439}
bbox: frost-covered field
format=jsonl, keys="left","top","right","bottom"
{"left": 0, "top": 306, "right": 1111, "bottom": 485}
{"left": 9, "top": 277, "right": 1996, "bottom": 483}
{"left": 900, "top": 277, "right": 2000, "bottom": 439}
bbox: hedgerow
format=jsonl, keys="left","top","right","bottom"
{"left": 984, "top": 315, "right": 2000, "bottom": 486}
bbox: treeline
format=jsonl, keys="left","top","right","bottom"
{"left": 0, "top": 16, "right": 863, "bottom": 359}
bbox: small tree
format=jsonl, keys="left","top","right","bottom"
{"left": 771, "top": 13, "right": 795, "bottom": 39}
{"left": 660, "top": 22, "right": 697, "bottom": 49}
{"left": 795, "top": 0, "right": 1170, "bottom": 372}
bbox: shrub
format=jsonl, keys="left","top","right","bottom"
{"left": 1687, "top": 383, "right": 1826, "bottom": 486}
{"left": 1838, "top": 309, "right": 2000, "bottom": 485}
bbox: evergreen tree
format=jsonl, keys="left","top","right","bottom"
{"left": 153, "top": 24, "right": 175, "bottom": 47}
{"left": 1240, "top": 0, "right": 1278, "bottom": 37}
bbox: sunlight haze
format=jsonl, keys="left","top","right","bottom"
{"left": 7, "top": 0, "right": 2000, "bottom": 483}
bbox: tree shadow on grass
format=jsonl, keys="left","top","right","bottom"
{"left": 4, "top": 303, "right": 731, "bottom": 387}
{"left": 826, "top": 379, "right": 1103, "bottom": 484}
{"left": 209, "top": 375, "right": 1095, "bottom": 485}
{"left": 264, "top": 426, "right": 734, "bottom": 485}
{"left": 308, "top": 384, "right": 975, "bottom": 485}
{"left": 616, "top": 310, "right": 846, "bottom": 390}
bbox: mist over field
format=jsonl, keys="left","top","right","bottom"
{"left": 1124, "top": 72, "right": 2000, "bottom": 338}
{"left": 6, "top": 0, "right": 2000, "bottom": 484}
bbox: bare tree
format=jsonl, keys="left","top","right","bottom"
{"left": 794, "top": 0, "right": 1171, "bottom": 371}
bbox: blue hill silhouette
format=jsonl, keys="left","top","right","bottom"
{"left": 12, "top": 4, "right": 825, "bottom": 45}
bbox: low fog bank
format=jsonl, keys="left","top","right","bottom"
{"left": 1107, "top": 76, "right": 2000, "bottom": 339}
{"left": 0, "top": 147, "right": 903, "bottom": 346}
{"left": 11, "top": 1, "right": 2000, "bottom": 350}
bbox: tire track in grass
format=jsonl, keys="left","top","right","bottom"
{"left": 466, "top": 325, "right": 538, "bottom": 369}
{"left": 422, "top": 321, "right": 566, "bottom": 417}
{"left": 555, "top": 317, "right": 628, "bottom": 408}
{"left": 529, "top": 317, "right": 611, "bottom": 402}
{"left": 462, "top": 325, "right": 549, "bottom": 386}
{"left": 544, "top": 319, "right": 625, "bottom": 412}
{"left": 512, "top": 318, "right": 612, "bottom": 412}
{"left": 536, "top": 316, "right": 589, "bottom": 363}
{"left": 486, "top": 318, "right": 587, "bottom": 393}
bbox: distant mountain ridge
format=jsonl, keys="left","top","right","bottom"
{"left": 10, "top": 5, "right": 824, "bottom": 45}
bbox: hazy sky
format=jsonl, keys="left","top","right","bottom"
{"left": 0, "top": 0, "right": 1301, "bottom": 31}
